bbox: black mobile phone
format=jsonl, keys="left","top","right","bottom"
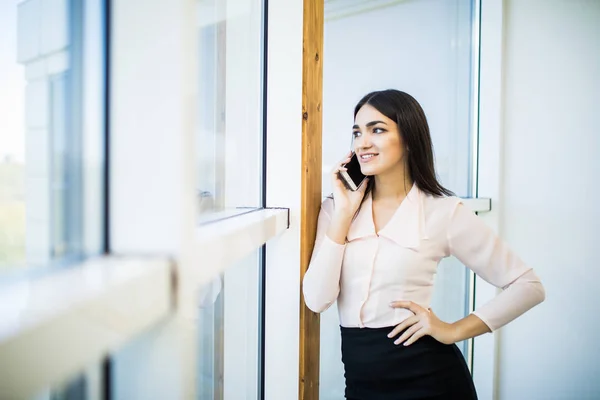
{"left": 339, "top": 152, "right": 367, "bottom": 191}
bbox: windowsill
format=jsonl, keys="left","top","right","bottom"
{"left": 197, "top": 207, "right": 261, "bottom": 226}
{"left": 0, "top": 256, "right": 172, "bottom": 399}
{"left": 191, "top": 208, "right": 289, "bottom": 285}
{"left": 0, "top": 208, "right": 289, "bottom": 398}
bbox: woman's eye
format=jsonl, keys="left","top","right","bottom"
{"left": 352, "top": 131, "right": 361, "bottom": 138}
{"left": 373, "top": 127, "right": 385, "bottom": 134}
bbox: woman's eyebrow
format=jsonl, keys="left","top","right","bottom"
{"left": 352, "top": 120, "right": 387, "bottom": 129}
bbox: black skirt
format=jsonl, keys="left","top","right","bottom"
{"left": 341, "top": 326, "right": 478, "bottom": 400}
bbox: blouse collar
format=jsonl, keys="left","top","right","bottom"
{"left": 346, "top": 184, "right": 428, "bottom": 249}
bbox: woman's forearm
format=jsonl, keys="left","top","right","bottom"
{"left": 451, "top": 314, "right": 491, "bottom": 343}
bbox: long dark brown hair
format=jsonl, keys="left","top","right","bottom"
{"left": 354, "top": 89, "right": 454, "bottom": 199}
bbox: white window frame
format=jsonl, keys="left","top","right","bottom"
{"left": 0, "top": 0, "right": 291, "bottom": 399}
{"left": 472, "top": 1, "right": 506, "bottom": 399}
{"left": 261, "top": 1, "right": 304, "bottom": 400}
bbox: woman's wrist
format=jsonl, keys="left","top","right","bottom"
{"left": 327, "top": 211, "right": 354, "bottom": 245}
{"left": 332, "top": 207, "right": 355, "bottom": 221}
{"left": 448, "top": 321, "right": 462, "bottom": 344}
{"left": 449, "top": 314, "right": 491, "bottom": 343}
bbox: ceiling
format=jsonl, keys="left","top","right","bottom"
{"left": 324, "top": 0, "right": 408, "bottom": 21}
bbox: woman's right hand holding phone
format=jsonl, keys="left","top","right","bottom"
{"left": 327, "top": 151, "right": 369, "bottom": 245}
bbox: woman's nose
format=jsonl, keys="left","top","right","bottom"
{"left": 354, "top": 135, "right": 372, "bottom": 150}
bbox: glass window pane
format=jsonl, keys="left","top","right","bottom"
{"left": 198, "top": 250, "right": 263, "bottom": 398}
{"left": 32, "top": 363, "right": 104, "bottom": 400}
{"left": 0, "top": 0, "right": 105, "bottom": 277}
{"left": 320, "top": 1, "right": 477, "bottom": 398}
{"left": 196, "top": 0, "right": 265, "bottom": 222}
{"left": 1, "top": 0, "right": 106, "bottom": 396}
{"left": 0, "top": 1, "right": 28, "bottom": 271}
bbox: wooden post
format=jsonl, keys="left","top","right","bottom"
{"left": 299, "top": 0, "right": 324, "bottom": 399}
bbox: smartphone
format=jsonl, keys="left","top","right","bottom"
{"left": 338, "top": 152, "right": 367, "bottom": 191}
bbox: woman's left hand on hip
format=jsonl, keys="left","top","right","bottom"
{"left": 388, "top": 301, "right": 456, "bottom": 346}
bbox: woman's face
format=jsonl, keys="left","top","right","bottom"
{"left": 352, "top": 104, "right": 406, "bottom": 177}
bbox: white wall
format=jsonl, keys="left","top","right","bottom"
{"left": 497, "top": 1, "right": 600, "bottom": 398}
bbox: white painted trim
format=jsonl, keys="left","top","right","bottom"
{"left": 471, "top": 0, "right": 482, "bottom": 200}
{"left": 264, "top": 0, "right": 304, "bottom": 398}
{"left": 82, "top": 0, "right": 105, "bottom": 257}
{"left": 192, "top": 208, "right": 289, "bottom": 286}
{"left": 109, "top": 0, "right": 199, "bottom": 398}
{"left": 473, "top": 1, "right": 505, "bottom": 399}
{"left": 0, "top": 257, "right": 172, "bottom": 400}
{"left": 461, "top": 197, "right": 492, "bottom": 213}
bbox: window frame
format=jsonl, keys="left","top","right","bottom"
{"left": 0, "top": 0, "right": 285, "bottom": 399}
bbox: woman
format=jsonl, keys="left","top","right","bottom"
{"left": 303, "top": 89, "right": 545, "bottom": 400}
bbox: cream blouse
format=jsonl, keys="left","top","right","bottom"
{"left": 302, "top": 184, "right": 545, "bottom": 331}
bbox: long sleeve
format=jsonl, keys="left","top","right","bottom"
{"left": 302, "top": 198, "right": 346, "bottom": 313}
{"left": 447, "top": 201, "right": 546, "bottom": 331}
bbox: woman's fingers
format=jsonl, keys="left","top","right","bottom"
{"left": 357, "top": 177, "right": 369, "bottom": 191}
{"left": 338, "top": 153, "right": 352, "bottom": 166}
{"left": 390, "top": 300, "right": 427, "bottom": 315}
{"left": 387, "top": 316, "right": 419, "bottom": 339}
{"left": 331, "top": 159, "right": 350, "bottom": 176}
{"left": 403, "top": 328, "right": 428, "bottom": 346}
{"left": 394, "top": 322, "right": 421, "bottom": 345}
{"left": 331, "top": 153, "right": 352, "bottom": 188}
